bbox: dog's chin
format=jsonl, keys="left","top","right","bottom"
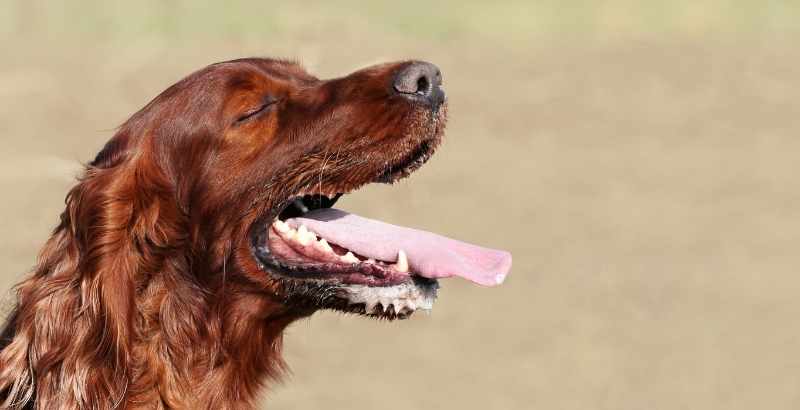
{"left": 252, "top": 260, "right": 440, "bottom": 320}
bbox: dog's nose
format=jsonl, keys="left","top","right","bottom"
{"left": 393, "top": 61, "right": 445, "bottom": 108}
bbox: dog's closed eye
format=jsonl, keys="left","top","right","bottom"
{"left": 235, "top": 97, "right": 279, "bottom": 124}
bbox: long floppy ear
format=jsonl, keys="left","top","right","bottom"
{"left": 0, "top": 141, "right": 182, "bottom": 409}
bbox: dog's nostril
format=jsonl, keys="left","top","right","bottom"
{"left": 416, "top": 76, "right": 430, "bottom": 95}
{"left": 393, "top": 61, "right": 442, "bottom": 100}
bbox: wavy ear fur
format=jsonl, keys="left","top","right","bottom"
{"left": 0, "top": 145, "right": 182, "bottom": 409}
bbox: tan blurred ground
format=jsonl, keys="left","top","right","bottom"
{"left": 2, "top": 1, "right": 800, "bottom": 409}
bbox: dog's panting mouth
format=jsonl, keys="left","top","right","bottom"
{"left": 252, "top": 193, "right": 512, "bottom": 318}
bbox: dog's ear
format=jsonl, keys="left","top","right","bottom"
{"left": 0, "top": 150, "right": 182, "bottom": 408}
{"left": 65, "top": 153, "right": 184, "bottom": 354}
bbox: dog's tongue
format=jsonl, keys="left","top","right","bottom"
{"left": 288, "top": 208, "right": 512, "bottom": 286}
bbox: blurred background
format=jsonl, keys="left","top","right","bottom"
{"left": 2, "top": 1, "right": 800, "bottom": 409}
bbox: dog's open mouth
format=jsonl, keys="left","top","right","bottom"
{"left": 251, "top": 186, "right": 512, "bottom": 319}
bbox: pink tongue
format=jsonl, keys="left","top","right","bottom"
{"left": 288, "top": 208, "right": 512, "bottom": 286}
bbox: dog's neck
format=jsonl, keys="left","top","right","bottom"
{"left": 126, "top": 274, "right": 297, "bottom": 409}
{"left": 0, "top": 252, "right": 298, "bottom": 410}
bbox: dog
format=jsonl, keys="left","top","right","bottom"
{"left": 0, "top": 58, "right": 512, "bottom": 409}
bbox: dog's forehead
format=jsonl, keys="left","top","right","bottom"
{"left": 217, "top": 59, "right": 318, "bottom": 96}
{"left": 258, "top": 59, "right": 317, "bottom": 82}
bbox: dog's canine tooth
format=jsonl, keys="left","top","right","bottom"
{"left": 341, "top": 251, "right": 359, "bottom": 264}
{"left": 394, "top": 250, "right": 409, "bottom": 272}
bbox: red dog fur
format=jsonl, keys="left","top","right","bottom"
{"left": 0, "top": 58, "right": 447, "bottom": 409}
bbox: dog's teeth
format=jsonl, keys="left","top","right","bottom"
{"left": 341, "top": 251, "right": 359, "bottom": 264}
{"left": 315, "top": 238, "right": 333, "bottom": 253}
{"left": 272, "top": 220, "right": 290, "bottom": 233}
{"left": 366, "top": 258, "right": 376, "bottom": 264}
{"left": 284, "top": 227, "right": 297, "bottom": 240}
{"left": 406, "top": 300, "right": 416, "bottom": 311}
{"left": 296, "top": 225, "right": 313, "bottom": 245}
{"left": 394, "top": 250, "right": 409, "bottom": 272}
{"left": 365, "top": 300, "right": 377, "bottom": 313}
